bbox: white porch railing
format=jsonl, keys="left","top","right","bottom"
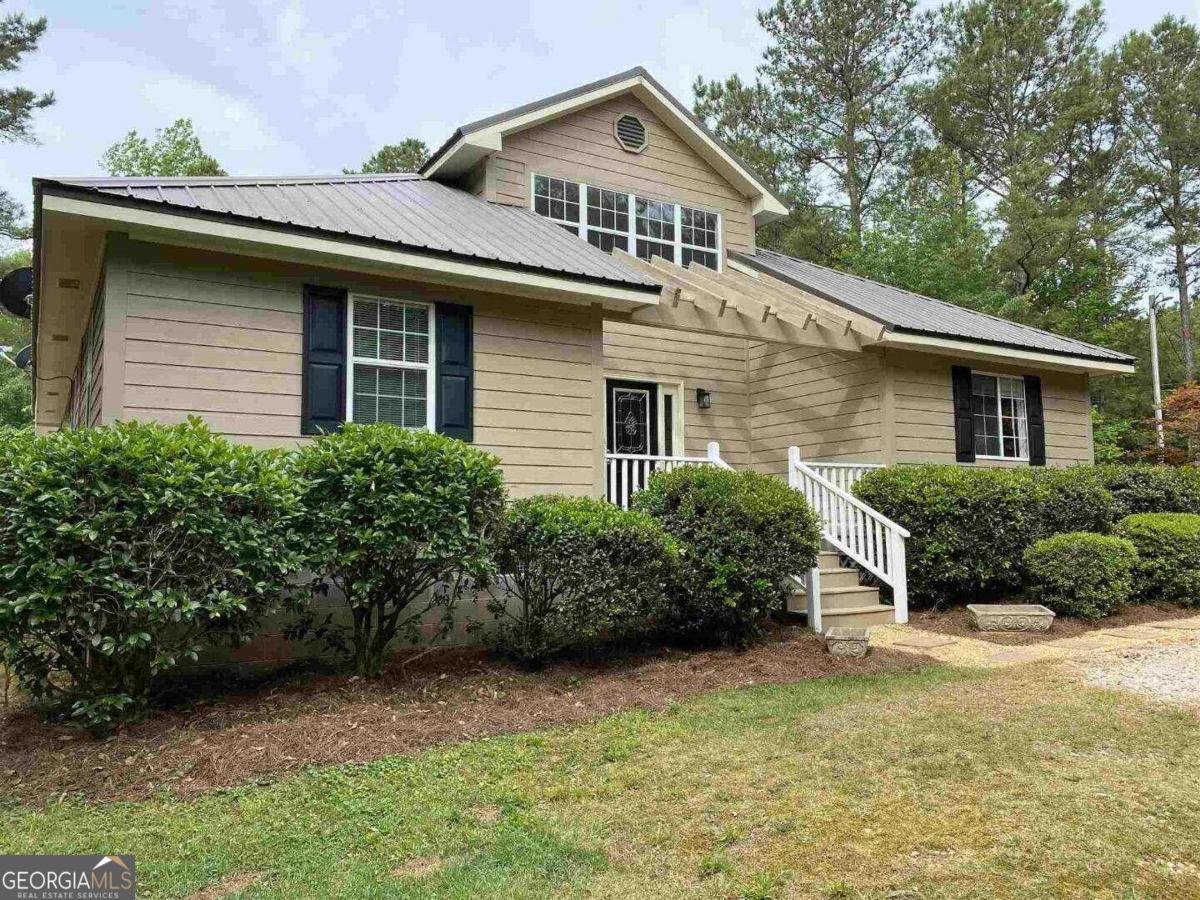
{"left": 788, "top": 447, "right": 909, "bottom": 626}
{"left": 605, "top": 441, "right": 731, "bottom": 509}
{"left": 804, "top": 461, "right": 883, "bottom": 496}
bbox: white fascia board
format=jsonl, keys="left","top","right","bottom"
{"left": 427, "top": 75, "right": 790, "bottom": 224}
{"left": 42, "top": 193, "right": 659, "bottom": 310}
{"left": 880, "top": 330, "right": 1136, "bottom": 375}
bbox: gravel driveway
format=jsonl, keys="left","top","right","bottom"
{"left": 1083, "top": 641, "right": 1200, "bottom": 707}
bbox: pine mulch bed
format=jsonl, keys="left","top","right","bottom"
{"left": 908, "top": 602, "right": 1196, "bottom": 645}
{"left": 0, "top": 624, "right": 927, "bottom": 806}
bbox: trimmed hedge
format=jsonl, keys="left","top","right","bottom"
{"left": 1024, "top": 532, "right": 1138, "bottom": 619}
{"left": 1115, "top": 513, "right": 1200, "bottom": 606}
{"left": 489, "top": 495, "right": 678, "bottom": 666}
{"left": 0, "top": 420, "right": 303, "bottom": 733}
{"left": 1095, "top": 465, "right": 1200, "bottom": 520}
{"left": 853, "top": 465, "right": 1115, "bottom": 608}
{"left": 633, "top": 466, "right": 820, "bottom": 646}
{"left": 294, "top": 424, "right": 507, "bottom": 676}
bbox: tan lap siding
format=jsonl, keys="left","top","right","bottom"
{"left": 487, "top": 95, "right": 757, "bottom": 253}
{"left": 110, "top": 241, "right": 601, "bottom": 493}
{"left": 603, "top": 320, "right": 750, "bottom": 467}
{"left": 887, "top": 349, "right": 1093, "bottom": 466}
{"left": 748, "top": 343, "right": 884, "bottom": 475}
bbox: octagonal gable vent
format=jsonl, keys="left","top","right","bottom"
{"left": 614, "top": 114, "right": 648, "bottom": 153}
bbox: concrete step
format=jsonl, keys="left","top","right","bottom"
{"left": 821, "top": 604, "right": 896, "bottom": 628}
{"left": 818, "top": 567, "right": 861, "bottom": 590}
{"left": 817, "top": 550, "right": 843, "bottom": 569}
{"left": 820, "top": 585, "right": 881, "bottom": 610}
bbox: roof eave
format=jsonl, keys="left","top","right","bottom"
{"left": 39, "top": 187, "right": 662, "bottom": 308}
{"left": 879, "top": 329, "right": 1136, "bottom": 375}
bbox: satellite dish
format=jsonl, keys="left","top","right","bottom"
{"left": 0, "top": 267, "right": 32, "bottom": 319}
{"left": 14, "top": 345, "right": 31, "bottom": 371}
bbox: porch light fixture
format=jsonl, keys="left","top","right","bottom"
{"left": 695, "top": 388, "right": 712, "bottom": 409}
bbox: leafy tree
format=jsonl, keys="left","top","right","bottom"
{"left": 0, "top": 248, "right": 31, "bottom": 428}
{"left": 1160, "top": 382, "right": 1200, "bottom": 464}
{"left": 844, "top": 148, "right": 1005, "bottom": 309}
{"left": 100, "top": 118, "right": 226, "bottom": 177}
{"left": 695, "top": 0, "right": 939, "bottom": 249}
{"left": 927, "top": 0, "right": 1108, "bottom": 297}
{"left": 1118, "top": 17, "right": 1200, "bottom": 383}
{"left": 344, "top": 138, "right": 429, "bottom": 175}
{"left": 0, "top": 4, "right": 52, "bottom": 240}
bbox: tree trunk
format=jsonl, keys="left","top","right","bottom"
{"left": 1175, "top": 239, "right": 1196, "bottom": 383}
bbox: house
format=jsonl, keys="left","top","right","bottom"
{"left": 30, "top": 67, "right": 1135, "bottom": 634}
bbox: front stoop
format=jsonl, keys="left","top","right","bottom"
{"left": 806, "top": 550, "right": 897, "bottom": 629}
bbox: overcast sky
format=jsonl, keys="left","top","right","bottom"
{"left": 2, "top": 0, "right": 1198, "bottom": 229}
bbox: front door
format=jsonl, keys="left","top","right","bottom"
{"left": 606, "top": 379, "right": 659, "bottom": 505}
{"left": 606, "top": 379, "right": 659, "bottom": 456}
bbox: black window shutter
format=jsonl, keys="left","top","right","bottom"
{"left": 435, "top": 303, "right": 473, "bottom": 441}
{"left": 951, "top": 365, "right": 976, "bottom": 463}
{"left": 1025, "top": 374, "right": 1046, "bottom": 466}
{"left": 301, "top": 285, "right": 347, "bottom": 435}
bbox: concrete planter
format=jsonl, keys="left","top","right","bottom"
{"left": 967, "top": 603, "right": 1056, "bottom": 633}
{"left": 824, "top": 627, "right": 870, "bottom": 658}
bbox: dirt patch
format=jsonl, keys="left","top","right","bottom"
{"left": 393, "top": 857, "right": 445, "bottom": 879}
{"left": 0, "top": 625, "right": 927, "bottom": 807}
{"left": 908, "top": 603, "right": 1197, "bottom": 645}
{"left": 188, "top": 872, "right": 261, "bottom": 900}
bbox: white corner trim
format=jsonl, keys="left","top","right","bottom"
{"left": 42, "top": 192, "right": 660, "bottom": 309}
{"left": 879, "top": 330, "right": 1135, "bottom": 375}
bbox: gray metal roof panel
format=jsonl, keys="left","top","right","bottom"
{"left": 733, "top": 249, "right": 1134, "bottom": 364}
{"left": 40, "top": 174, "right": 660, "bottom": 291}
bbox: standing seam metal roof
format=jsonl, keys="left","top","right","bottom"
{"left": 733, "top": 249, "right": 1134, "bottom": 364}
{"left": 38, "top": 174, "right": 661, "bottom": 291}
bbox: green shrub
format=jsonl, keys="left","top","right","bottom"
{"left": 1023, "top": 532, "right": 1138, "bottom": 619}
{"left": 0, "top": 420, "right": 303, "bottom": 732}
{"left": 1115, "top": 513, "right": 1200, "bottom": 605}
{"left": 294, "top": 424, "right": 506, "bottom": 676}
{"left": 633, "top": 466, "right": 820, "bottom": 646}
{"left": 489, "top": 495, "right": 678, "bottom": 666}
{"left": 1095, "top": 465, "right": 1200, "bottom": 519}
{"left": 853, "top": 465, "right": 1115, "bottom": 608}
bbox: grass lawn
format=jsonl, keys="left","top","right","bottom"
{"left": 3, "top": 662, "right": 1199, "bottom": 899}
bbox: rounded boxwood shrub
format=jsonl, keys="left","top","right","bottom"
{"left": 489, "top": 495, "right": 678, "bottom": 666}
{"left": 632, "top": 466, "right": 820, "bottom": 646}
{"left": 1023, "top": 532, "right": 1138, "bottom": 619}
{"left": 854, "top": 465, "right": 1117, "bottom": 608}
{"left": 1096, "top": 465, "right": 1200, "bottom": 519}
{"left": 0, "top": 419, "right": 304, "bottom": 733}
{"left": 294, "top": 424, "right": 506, "bottom": 677}
{"left": 1115, "top": 513, "right": 1200, "bottom": 605}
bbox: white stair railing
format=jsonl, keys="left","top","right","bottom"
{"left": 804, "top": 461, "right": 883, "bottom": 496}
{"left": 788, "top": 447, "right": 909, "bottom": 626}
{"left": 606, "top": 441, "right": 731, "bottom": 509}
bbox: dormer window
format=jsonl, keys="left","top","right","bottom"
{"left": 531, "top": 173, "right": 721, "bottom": 270}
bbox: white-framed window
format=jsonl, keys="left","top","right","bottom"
{"left": 347, "top": 294, "right": 435, "bottom": 430}
{"left": 531, "top": 175, "right": 580, "bottom": 234}
{"left": 531, "top": 173, "right": 721, "bottom": 270}
{"left": 585, "top": 185, "right": 629, "bottom": 254}
{"left": 972, "top": 372, "right": 1028, "bottom": 460}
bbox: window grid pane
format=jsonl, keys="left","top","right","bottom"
{"left": 530, "top": 174, "right": 722, "bottom": 271}
{"left": 971, "top": 373, "right": 1029, "bottom": 459}
{"left": 532, "top": 174, "right": 580, "bottom": 228}
{"left": 353, "top": 298, "right": 429, "bottom": 365}
{"left": 350, "top": 296, "right": 432, "bottom": 430}
{"left": 353, "top": 365, "right": 428, "bottom": 429}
